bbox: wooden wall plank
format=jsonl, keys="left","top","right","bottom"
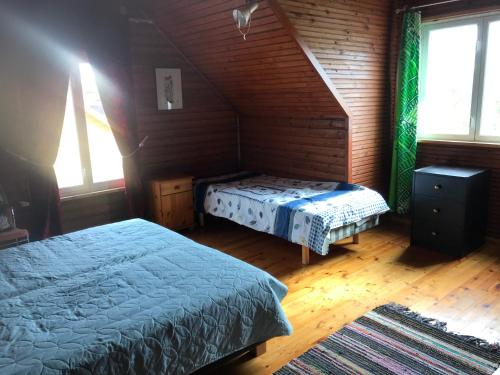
{"left": 140, "top": 0, "right": 350, "bottom": 182}
{"left": 142, "top": 0, "right": 347, "bottom": 118}
{"left": 278, "top": 0, "right": 394, "bottom": 191}
{"left": 241, "top": 116, "right": 348, "bottom": 181}
{"left": 129, "top": 21, "right": 239, "bottom": 178}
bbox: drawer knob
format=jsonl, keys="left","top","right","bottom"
{"left": 174, "top": 185, "right": 180, "bottom": 190}
{"left": 432, "top": 208, "right": 440, "bottom": 214}
{"left": 431, "top": 231, "right": 438, "bottom": 237}
{"left": 434, "top": 184, "right": 442, "bottom": 190}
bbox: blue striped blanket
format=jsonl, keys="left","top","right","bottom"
{"left": 195, "top": 173, "right": 389, "bottom": 255}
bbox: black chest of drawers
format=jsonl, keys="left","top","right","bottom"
{"left": 411, "top": 166, "right": 489, "bottom": 257}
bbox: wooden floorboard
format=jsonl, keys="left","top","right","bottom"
{"left": 185, "top": 217, "right": 500, "bottom": 374}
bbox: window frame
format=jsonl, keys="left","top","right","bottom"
{"left": 419, "top": 12, "right": 500, "bottom": 143}
{"left": 58, "top": 64, "right": 125, "bottom": 198}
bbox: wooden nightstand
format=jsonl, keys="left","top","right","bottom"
{"left": 148, "top": 176, "right": 194, "bottom": 231}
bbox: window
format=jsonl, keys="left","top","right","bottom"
{"left": 54, "top": 63, "right": 124, "bottom": 197}
{"left": 419, "top": 14, "right": 500, "bottom": 142}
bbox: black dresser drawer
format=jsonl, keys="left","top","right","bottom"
{"left": 411, "top": 166, "right": 489, "bottom": 258}
{"left": 413, "top": 196, "right": 465, "bottom": 228}
{"left": 412, "top": 221, "right": 464, "bottom": 256}
{"left": 413, "top": 173, "right": 467, "bottom": 201}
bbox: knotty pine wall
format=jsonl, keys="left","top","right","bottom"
{"left": 142, "top": 0, "right": 350, "bottom": 182}
{"left": 278, "top": 0, "right": 394, "bottom": 192}
{"left": 129, "top": 21, "right": 239, "bottom": 178}
{"left": 241, "top": 116, "right": 348, "bottom": 181}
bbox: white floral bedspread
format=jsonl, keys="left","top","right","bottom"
{"left": 196, "top": 174, "right": 389, "bottom": 255}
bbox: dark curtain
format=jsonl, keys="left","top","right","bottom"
{"left": 83, "top": 0, "right": 144, "bottom": 218}
{"left": 0, "top": 1, "right": 77, "bottom": 240}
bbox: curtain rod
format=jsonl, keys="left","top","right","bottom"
{"left": 395, "top": 0, "right": 463, "bottom": 14}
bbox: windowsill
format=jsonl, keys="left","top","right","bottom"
{"left": 418, "top": 139, "right": 500, "bottom": 149}
{"left": 60, "top": 187, "right": 126, "bottom": 202}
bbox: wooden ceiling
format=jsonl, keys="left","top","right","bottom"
{"left": 140, "top": 0, "right": 348, "bottom": 118}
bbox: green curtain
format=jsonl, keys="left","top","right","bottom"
{"left": 389, "top": 11, "right": 421, "bottom": 214}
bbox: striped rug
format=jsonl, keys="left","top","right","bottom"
{"left": 275, "top": 304, "right": 500, "bottom": 375}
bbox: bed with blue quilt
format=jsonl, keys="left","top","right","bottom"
{"left": 0, "top": 219, "right": 292, "bottom": 375}
{"left": 195, "top": 173, "right": 390, "bottom": 264}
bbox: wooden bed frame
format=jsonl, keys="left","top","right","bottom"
{"left": 251, "top": 342, "right": 267, "bottom": 357}
{"left": 301, "top": 233, "right": 358, "bottom": 265}
{"left": 199, "top": 213, "right": 360, "bottom": 266}
{"left": 194, "top": 341, "right": 266, "bottom": 374}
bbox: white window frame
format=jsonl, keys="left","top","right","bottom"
{"left": 59, "top": 65, "right": 124, "bottom": 198}
{"left": 419, "top": 12, "right": 500, "bottom": 143}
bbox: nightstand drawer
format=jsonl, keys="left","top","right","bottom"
{"left": 412, "top": 221, "right": 463, "bottom": 255}
{"left": 413, "top": 196, "right": 465, "bottom": 228}
{"left": 413, "top": 173, "right": 466, "bottom": 201}
{"left": 160, "top": 179, "right": 192, "bottom": 195}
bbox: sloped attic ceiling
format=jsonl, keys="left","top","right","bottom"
{"left": 140, "top": 0, "right": 349, "bottom": 118}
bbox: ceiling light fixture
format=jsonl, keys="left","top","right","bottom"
{"left": 233, "top": 0, "right": 259, "bottom": 40}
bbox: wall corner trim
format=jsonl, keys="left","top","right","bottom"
{"left": 345, "top": 117, "right": 353, "bottom": 183}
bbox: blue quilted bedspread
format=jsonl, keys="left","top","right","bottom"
{"left": 0, "top": 219, "right": 292, "bottom": 374}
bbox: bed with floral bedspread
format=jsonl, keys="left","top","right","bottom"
{"left": 195, "top": 173, "right": 390, "bottom": 257}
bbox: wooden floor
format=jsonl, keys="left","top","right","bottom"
{"left": 186, "top": 218, "right": 500, "bottom": 374}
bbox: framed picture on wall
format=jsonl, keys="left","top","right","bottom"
{"left": 155, "top": 68, "right": 183, "bottom": 110}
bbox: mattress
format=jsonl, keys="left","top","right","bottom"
{"left": 327, "top": 215, "right": 380, "bottom": 243}
{"left": 0, "top": 219, "right": 292, "bottom": 374}
{"left": 195, "top": 173, "right": 389, "bottom": 255}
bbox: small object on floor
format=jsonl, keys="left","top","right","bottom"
{"left": 275, "top": 303, "right": 500, "bottom": 375}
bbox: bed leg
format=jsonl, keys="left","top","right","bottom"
{"left": 353, "top": 233, "right": 360, "bottom": 244}
{"left": 198, "top": 213, "right": 205, "bottom": 227}
{"left": 302, "top": 246, "right": 310, "bottom": 265}
{"left": 251, "top": 342, "right": 267, "bottom": 357}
